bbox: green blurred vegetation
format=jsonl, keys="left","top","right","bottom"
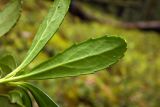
{"left": 0, "top": 0, "right": 160, "bottom": 107}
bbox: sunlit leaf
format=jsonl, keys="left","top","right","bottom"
{"left": 0, "top": 0, "right": 21, "bottom": 37}
{"left": 19, "top": 83, "right": 58, "bottom": 107}
{"left": 15, "top": 36, "right": 127, "bottom": 80}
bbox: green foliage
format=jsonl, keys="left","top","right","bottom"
{"left": 19, "top": 82, "right": 58, "bottom": 107}
{"left": 55, "top": 14, "right": 160, "bottom": 107}
{"left": 5, "top": 0, "right": 71, "bottom": 78}
{"left": 0, "top": 95, "right": 21, "bottom": 107}
{"left": 9, "top": 89, "right": 32, "bottom": 107}
{"left": 0, "top": 0, "right": 21, "bottom": 37}
{"left": 0, "top": 55, "right": 17, "bottom": 77}
{"left": 9, "top": 90, "right": 25, "bottom": 106}
{"left": 8, "top": 0, "right": 71, "bottom": 77}
{"left": 16, "top": 36, "right": 126, "bottom": 80}
{"left": 0, "top": 54, "right": 17, "bottom": 70}
{"left": 0, "top": 0, "right": 127, "bottom": 107}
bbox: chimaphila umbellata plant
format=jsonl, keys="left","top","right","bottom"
{"left": 0, "top": 0, "right": 127, "bottom": 107}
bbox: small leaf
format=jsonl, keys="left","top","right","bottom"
{"left": 0, "top": 0, "right": 21, "bottom": 37}
{"left": 15, "top": 36, "right": 127, "bottom": 80}
{"left": 0, "top": 64, "right": 12, "bottom": 77}
{"left": 9, "top": 90, "right": 24, "bottom": 107}
{"left": 0, "top": 55, "right": 17, "bottom": 77}
{"left": 0, "top": 95, "right": 21, "bottom": 107}
{"left": 19, "top": 83, "right": 58, "bottom": 107}
{"left": 9, "top": 89, "right": 32, "bottom": 107}
{"left": 15, "top": 0, "right": 71, "bottom": 72}
{"left": 0, "top": 54, "right": 17, "bottom": 70}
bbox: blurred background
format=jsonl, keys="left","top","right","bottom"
{"left": 0, "top": 0, "right": 160, "bottom": 107}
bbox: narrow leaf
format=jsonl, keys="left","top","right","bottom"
{"left": 0, "top": 0, "right": 21, "bottom": 37}
{"left": 16, "top": 36, "right": 127, "bottom": 80}
{"left": 19, "top": 89, "right": 32, "bottom": 107}
{"left": 16, "top": 0, "right": 71, "bottom": 72}
{"left": 19, "top": 83, "right": 58, "bottom": 107}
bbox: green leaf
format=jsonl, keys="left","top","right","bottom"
{"left": 9, "top": 90, "right": 24, "bottom": 107}
{"left": 9, "top": 89, "right": 32, "bottom": 107}
{"left": 0, "top": 55, "right": 17, "bottom": 77}
{"left": 14, "top": 0, "right": 71, "bottom": 73}
{"left": 0, "top": 95, "right": 21, "bottom": 107}
{"left": 19, "top": 83, "right": 58, "bottom": 107}
{"left": 0, "top": 0, "right": 21, "bottom": 37}
{"left": 0, "top": 55, "right": 17, "bottom": 70}
{"left": 15, "top": 36, "right": 127, "bottom": 80}
{"left": 0, "top": 64, "right": 12, "bottom": 78}
{"left": 19, "top": 89, "right": 32, "bottom": 107}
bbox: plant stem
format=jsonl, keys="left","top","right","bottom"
{"left": 0, "top": 76, "right": 24, "bottom": 84}
{"left": 3, "top": 66, "right": 22, "bottom": 79}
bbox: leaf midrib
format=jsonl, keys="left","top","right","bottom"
{"left": 21, "top": 42, "right": 123, "bottom": 77}
{"left": 20, "top": 0, "right": 61, "bottom": 68}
